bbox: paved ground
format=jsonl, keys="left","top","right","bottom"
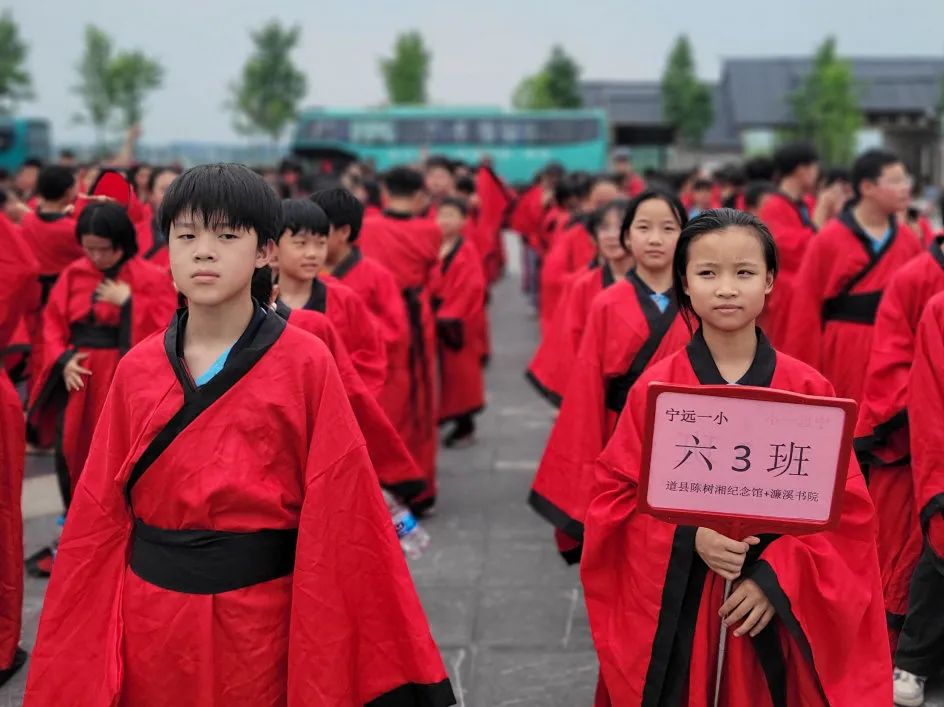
{"left": 3, "top": 238, "right": 942, "bottom": 706}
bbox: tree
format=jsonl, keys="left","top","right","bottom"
{"left": 512, "top": 45, "right": 582, "bottom": 110}
{"left": 74, "top": 25, "right": 115, "bottom": 149}
{"left": 0, "top": 11, "right": 33, "bottom": 115}
{"left": 380, "top": 31, "right": 430, "bottom": 104}
{"left": 790, "top": 37, "right": 863, "bottom": 166}
{"left": 109, "top": 50, "right": 163, "bottom": 129}
{"left": 230, "top": 21, "right": 307, "bottom": 143}
{"left": 661, "top": 35, "right": 713, "bottom": 146}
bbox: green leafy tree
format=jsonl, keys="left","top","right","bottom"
{"left": 661, "top": 35, "right": 713, "bottom": 146}
{"left": 109, "top": 50, "right": 163, "bottom": 129}
{"left": 790, "top": 37, "right": 863, "bottom": 166}
{"left": 74, "top": 25, "right": 115, "bottom": 148}
{"left": 0, "top": 11, "right": 33, "bottom": 115}
{"left": 380, "top": 31, "right": 430, "bottom": 104}
{"left": 230, "top": 21, "right": 308, "bottom": 142}
{"left": 512, "top": 45, "right": 582, "bottom": 110}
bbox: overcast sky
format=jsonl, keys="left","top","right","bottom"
{"left": 8, "top": 0, "right": 944, "bottom": 145}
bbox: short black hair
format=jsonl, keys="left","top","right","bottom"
{"left": 821, "top": 167, "right": 850, "bottom": 188}
{"left": 851, "top": 149, "right": 902, "bottom": 199}
{"left": 693, "top": 179, "right": 713, "bottom": 192}
{"left": 744, "top": 181, "right": 776, "bottom": 210}
{"left": 455, "top": 175, "right": 475, "bottom": 195}
{"left": 159, "top": 163, "right": 281, "bottom": 246}
{"left": 59, "top": 149, "right": 76, "bottom": 160}
{"left": 438, "top": 196, "right": 468, "bottom": 217}
{"left": 148, "top": 166, "right": 181, "bottom": 194}
{"left": 37, "top": 166, "right": 76, "bottom": 201}
{"left": 773, "top": 143, "right": 819, "bottom": 179}
{"left": 382, "top": 166, "right": 425, "bottom": 197}
{"left": 76, "top": 201, "right": 139, "bottom": 258}
{"left": 281, "top": 198, "right": 329, "bottom": 239}
{"left": 744, "top": 156, "right": 776, "bottom": 182}
{"left": 279, "top": 157, "right": 303, "bottom": 175}
{"left": 363, "top": 179, "right": 381, "bottom": 208}
{"left": 672, "top": 208, "right": 778, "bottom": 329}
{"left": 571, "top": 172, "right": 595, "bottom": 200}
{"left": 619, "top": 189, "right": 688, "bottom": 251}
{"left": 251, "top": 265, "right": 275, "bottom": 305}
{"left": 310, "top": 188, "right": 365, "bottom": 241}
{"left": 425, "top": 155, "right": 454, "bottom": 173}
{"left": 20, "top": 158, "right": 42, "bottom": 170}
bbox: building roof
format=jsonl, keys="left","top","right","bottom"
{"left": 582, "top": 56, "right": 944, "bottom": 147}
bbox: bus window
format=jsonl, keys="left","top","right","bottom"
{"left": 0, "top": 127, "right": 13, "bottom": 152}
{"left": 352, "top": 120, "right": 395, "bottom": 145}
{"left": 477, "top": 120, "right": 497, "bottom": 145}
{"left": 26, "top": 121, "right": 51, "bottom": 160}
{"left": 302, "top": 119, "right": 349, "bottom": 142}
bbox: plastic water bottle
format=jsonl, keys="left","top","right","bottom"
{"left": 382, "top": 490, "right": 431, "bottom": 559}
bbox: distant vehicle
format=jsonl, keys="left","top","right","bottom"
{"left": 291, "top": 106, "right": 608, "bottom": 184}
{"left": 0, "top": 118, "right": 52, "bottom": 172}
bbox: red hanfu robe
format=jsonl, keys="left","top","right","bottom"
{"left": 527, "top": 263, "right": 613, "bottom": 406}
{"left": 277, "top": 303, "right": 425, "bottom": 501}
{"left": 359, "top": 211, "right": 441, "bottom": 499}
{"left": 583, "top": 330, "right": 890, "bottom": 706}
{"left": 287, "top": 276, "right": 387, "bottom": 399}
{"left": 0, "top": 216, "right": 38, "bottom": 677}
{"left": 529, "top": 273, "right": 689, "bottom": 562}
{"left": 27, "top": 257, "right": 177, "bottom": 503}
{"left": 910, "top": 292, "right": 944, "bottom": 561}
{"left": 429, "top": 237, "right": 486, "bottom": 422}
{"left": 471, "top": 165, "right": 512, "bottom": 284}
{"left": 509, "top": 183, "right": 546, "bottom": 253}
{"left": 781, "top": 208, "right": 922, "bottom": 403}
{"left": 23, "top": 310, "right": 455, "bottom": 707}
{"left": 854, "top": 240, "right": 944, "bottom": 638}
{"left": 539, "top": 216, "right": 596, "bottom": 334}
{"left": 757, "top": 192, "right": 816, "bottom": 348}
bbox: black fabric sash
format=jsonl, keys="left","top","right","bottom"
{"left": 130, "top": 520, "right": 298, "bottom": 594}
{"left": 332, "top": 246, "right": 363, "bottom": 279}
{"left": 69, "top": 322, "right": 120, "bottom": 349}
{"left": 403, "top": 285, "right": 431, "bottom": 421}
{"left": 365, "top": 678, "right": 457, "bottom": 707}
{"left": 38, "top": 274, "right": 58, "bottom": 305}
{"left": 605, "top": 271, "right": 679, "bottom": 413}
{"left": 822, "top": 291, "right": 881, "bottom": 325}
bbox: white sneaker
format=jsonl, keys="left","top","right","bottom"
{"left": 893, "top": 668, "right": 926, "bottom": 707}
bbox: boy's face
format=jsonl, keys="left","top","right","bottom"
{"left": 168, "top": 211, "right": 271, "bottom": 306}
{"left": 436, "top": 205, "right": 465, "bottom": 238}
{"left": 693, "top": 188, "right": 713, "bottom": 209}
{"left": 326, "top": 224, "right": 351, "bottom": 262}
{"left": 862, "top": 162, "right": 912, "bottom": 215}
{"left": 425, "top": 167, "right": 455, "bottom": 200}
{"left": 276, "top": 228, "right": 327, "bottom": 280}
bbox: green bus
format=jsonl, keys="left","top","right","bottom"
{"left": 290, "top": 106, "right": 608, "bottom": 184}
{"left": 0, "top": 118, "right": 52, "bottom": 172}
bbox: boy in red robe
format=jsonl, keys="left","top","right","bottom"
{"left": 274, "top": 198, "right": 386, "bottom": 396}
{"left": 0, "top": 213, "right": 39, "bottom": 686}
{"left": 855, "top": 236, "right": 944, "bottom": 656}
{"left": 782, "top": 149, "right": 921, "bottom": 402}
{"left": 892, "top": 291, "right": 944, "bottom": 706}
{"left": 358, "top": 167, "right": 442, "bottom": 510}
{"left": 430, "top": 197, "right": 486, "bottom": 447}
{"left": 24, "top": 163, "right": 455, "bottom": 707}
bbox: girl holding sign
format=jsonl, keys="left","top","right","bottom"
{"left": 581, "top": 209, "right": 890, "bottom": 705}
{"left": 529, "top": 190, "right": 691, "bottom": 563}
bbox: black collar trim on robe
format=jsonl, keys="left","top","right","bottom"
{"left": 838, "top": 205, "right": 898, "bottom": 265}
{"left": 126, "top": 304, "right": 284, "bottom": 502}
{"left": 441, "top": 237, "right": 464, "bottom": 276}
{"left": 36, "top": 210, "right": 68, "bottom": 223}
{"left": 382, "top": 209, "right": 414, "bottom": 221}
{"left": 601, "top": 262, "right": 616, "bottom": 288}
{"left": 930, "top": 236, "right": 944, "bottom": 271}
{"left": 273, "top": 300, "right": 292, "bottom": 321}
{"left": 686, "top": 328, "right": 776, "bottom": 386}
{"left": 566, "top": 211, "right": 590, "bottom": 230}
{"left": 301, "top": 278, "right": 328, "bottom": 314}
{"left": 775, "top": 190, "right": 815, "bottom": 231}
{"left": 331, "top": 246, "right": 363, "bottom": 279}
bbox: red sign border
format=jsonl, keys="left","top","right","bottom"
{"left": 637, "top": 382, "right": 858, "bottom": 537}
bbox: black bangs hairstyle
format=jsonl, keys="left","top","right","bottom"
{"left": 381, "top": 166, "right": 425, "bottom": 197}
{"left": 37, "top": 165, "right": 76, "bottom": 201}
{"left": 618, "top": 188, "right": 688, "bottom": 251}
{"left": 251, "top": 264, "right": 275, "bottom": 305}
{"left": 310, "top": 188, "right": 365, "bottom": 242}
{"left": 76, "top": 201, "right": 139, "bottom": 259}
{"left": 588, "top": 199, "right": 628, "bottom": 240}
{"left": 851, "top": 149, "right": 902, "bottom": 199}
{"left": 773, "top": 142, "right": 819, "bottom": 179}
{"left": 438, "top": 196, "right": 468, "bottom": 218}
{"left": 672, "top": 208, "right": 779, "bottom": 329}
{"left": 280, "top": 198, "right": 329, "bottom": 239}
{"left": 158, "top": 163, "right": 282, "bottom": 246}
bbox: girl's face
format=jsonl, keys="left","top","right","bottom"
{"left": 81, "top": 233, "right": 124, "bottom": 271}
{"left": 684, "top": 227, "right": 774, "bottom": 333}
{"left": 627, "top": 198, "right": 681, "bottom": 275}
{"left": 596, "top": 208, "right": 627, "bottom": 263}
